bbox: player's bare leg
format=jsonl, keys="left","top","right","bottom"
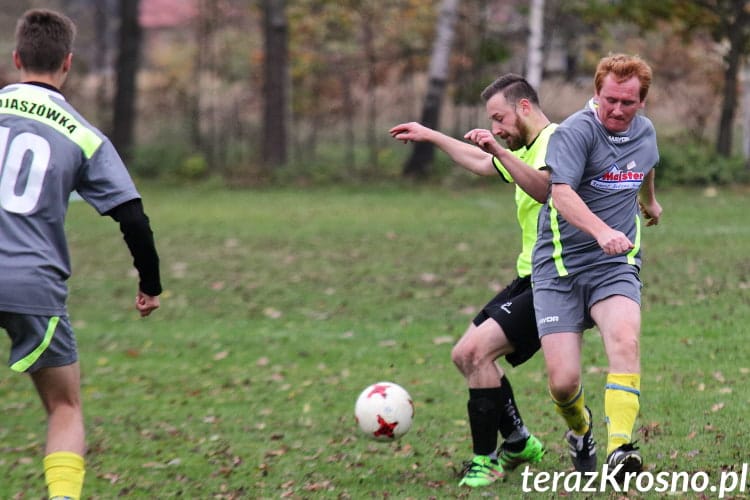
{"left": 542, "top": 333, "right": 596, "bottom": 472}
{"left": 31, "top": 363, "right": 86, "bottom": 499}
{"left": 592, "top": 295, "right": 643, "bottom": 478}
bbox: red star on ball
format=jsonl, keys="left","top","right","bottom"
{"left": 373, "top": 415, "right": 398, "bottom": 438}
{"left": 367, "top": 384, "right": 389, "bottom": 399}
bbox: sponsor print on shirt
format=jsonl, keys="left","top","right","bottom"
{"left": 590, "top": 162, "right": 644, "bottom": 190}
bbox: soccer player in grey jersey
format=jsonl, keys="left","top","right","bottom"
{"left": 531, "top": 54, "right": 662, "bottom": 479}
{"left": 0, "top": 9, "right": 162, "bottom": 499}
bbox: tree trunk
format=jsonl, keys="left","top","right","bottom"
{"left": 743, "top": 61, "right": 750, "bottom": 166}
{"left": 262, "top": 0, "right": 289, "bottom": 167}
{"left": 94, "top": 0, "right": 112, "bottom": 129}
{"left": 402, "top": 0, "right": 460, "bottom": 179}
{"left": 112, "top": 0, "right": 141, "bottom": 162}
{"left": 362, "top": 13, "right": 378, "bottom": 169}
{"left": 716, "top": 0, "right": 750, "bottom": 157}
{"left": 716, "top": 34, "right": 742, "bottom": 156}
{"left": 340, "top": 64, "right": 356, "bottom": 170}
{"left": 526, "top": 0, "right": 545, "bottom": 89}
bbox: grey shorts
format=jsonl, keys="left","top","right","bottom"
{"left": 0, "top": 313, "right": 77, "bottom": 373}
{"left": 532, "top": 263, "right": 642, "bottom": 337}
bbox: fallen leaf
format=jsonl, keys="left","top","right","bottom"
{"left": 263, "top": 307, "right": 282, "bottom": 319}
{"left": 266, "top": 447, "right": 288, "bottom": 457}
{"left": 420, "top": 273, "right": 438, "bottom": 283}
{"left": 432, "top": 336, "right": 454, "bottom": 345}
{"left": 101, "top": 472, "right": 120, "bottom": 484}
{"left": 303, "top": 480, "right": 332, "bottom": 491}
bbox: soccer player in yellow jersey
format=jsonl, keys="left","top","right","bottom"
{"left": 390, "top": 74, "right": 554, "bottom": 488}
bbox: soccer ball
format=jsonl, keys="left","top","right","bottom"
{"left": 354, "top": 381, "right": 414, "bottom": 440}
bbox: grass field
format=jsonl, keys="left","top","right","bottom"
{"left": 1, "top": 182, "right": 749, "bottom": 499}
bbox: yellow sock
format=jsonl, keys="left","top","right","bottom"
{"left": 552, "top": 385, "right": 590, "bottom": 435}
{"left": 605, "top": 373, "right": 641, "bottom": 455}
{"left": 44, "top": 451, "right": 85, "bottom": 500}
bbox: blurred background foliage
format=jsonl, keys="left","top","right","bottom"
{"left": 0, "top": 0, "right": 748, "bottom": 186}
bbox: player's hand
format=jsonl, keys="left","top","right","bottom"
{"left": 136, "top": 290, "right": 160, "bottom": 317}
{"left": 639, "top": 199, "right": 662, "bottom": 226}
{"left": 389, "top": 122, "right": 431, "bottom": 144}
{"left": 596, "top": 228, "right": 635, "bottom": 255}
{"left": 463, "top": 129, "right": 501, "bottom": 156}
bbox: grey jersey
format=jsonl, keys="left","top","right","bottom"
{"left": 0, "top": 83, "right": 139, "bottom": 315}
{"left": 532, "top": 99, "right": 659, "bottom": 281}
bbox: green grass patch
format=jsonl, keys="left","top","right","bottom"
{"left": 1, "top": 183, "right": 749, "bottom": 498}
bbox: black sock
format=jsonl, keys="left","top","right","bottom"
{"left": 467, "top": 388, "right": 502, "bottom": 456}
{"left": 498, "top": 375, "right": 529, "bottom": 451}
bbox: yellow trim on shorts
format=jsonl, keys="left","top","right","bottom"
{"left": 10, "top": 316, "right": 60, "bottom": 372}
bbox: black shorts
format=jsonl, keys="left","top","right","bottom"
{"left": 472, "top": 275, "right": 540, "bottom": 367}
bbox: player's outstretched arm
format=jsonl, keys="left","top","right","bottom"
{"left": 389, "top": 122, "right": 496, "bottom": 176}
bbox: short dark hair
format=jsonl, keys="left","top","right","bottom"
{"left": 15, "top": 9, "right": 76, "bottom": 73}
{"left": 480, "top": 74, "right": 540, "bottom": 106}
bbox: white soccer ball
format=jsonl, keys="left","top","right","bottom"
{"left": 354, "top": 381, "right": 414, "bottom": 440}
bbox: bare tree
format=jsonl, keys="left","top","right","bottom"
{"left": 112, "top": 0, "right": 141, "bottom": 162}
{"left": 526, "top": 0, "right": 545, "bottom": 89}
{"left": 361, "top": 7, "right": 378, "bottom": 169}
{"left": 262, "top": 0, "right": 288, "bottom": 167}
{"left": 743, "top": 62, "right": 750, "bottom": 165}
{"left": 93, "top": 0, "right": 114, "bottom": 127}
{"left": 192, "top": 0, "right": 224, "bottom": 172}
{"left": 714, "top": 0, "right": 750, "bottom": 157}
{"left": 402, "top": 0, "right": 460, "bottom": 179}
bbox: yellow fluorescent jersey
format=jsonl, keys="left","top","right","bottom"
{"left": 492, "top": 123, "right": 557, "bottom": 278}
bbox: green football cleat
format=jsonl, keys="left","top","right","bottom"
{"left": 458, "top": 455, "right": 505, "bottom": 487}
{"left": 498, "top": 434, "right": 546, "bottom": 471}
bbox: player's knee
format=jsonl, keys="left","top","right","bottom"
{"left": 547, "top": 373, "right": 580, "bottom": 402}
{"left": 608, "top": 332, "right": 640, "bottom": 368}
{"left": 450, "top": 343, "right": 469, "bottom": 373}
{"left": 451, "top": 342, "right": 482, "bottom": 375}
